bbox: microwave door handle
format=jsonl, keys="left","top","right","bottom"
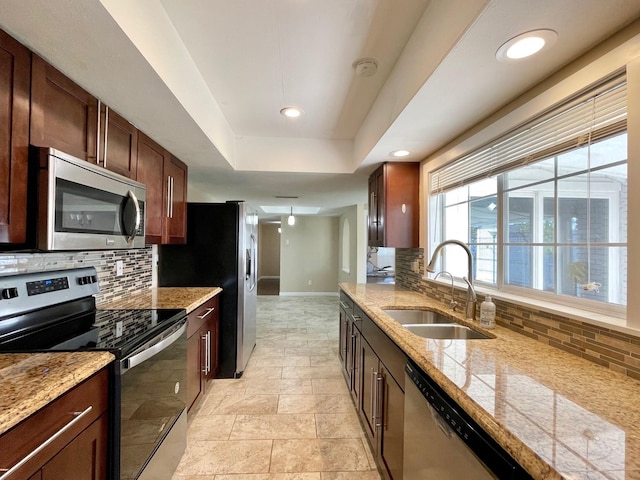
{"left": 125, "top": 190, "right": 141, "bottom": 243}
{"left": 122, "top": 320, "right": 187, "bottom": 372}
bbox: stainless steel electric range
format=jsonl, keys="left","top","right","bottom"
{"left": 0, "top": 267, "right": 187, "bottom": 480}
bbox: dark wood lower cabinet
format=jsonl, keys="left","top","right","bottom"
{"left": 340, "top": 291, "right": 405, "bottom": 480}
{"left": 0, "top": 367, "right": 110, "bottom": 480}
{"left": 186, "top": 295, "right": 220, "bottom": 413}
{"left": 41, "top": 413, "right": 108, "bottom": 480}
{"left": 379, "top": 366, "right": 404, "bottom": 480}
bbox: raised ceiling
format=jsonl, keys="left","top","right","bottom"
{"left": 1, "top": 0, "right": 639, "bottom": 218}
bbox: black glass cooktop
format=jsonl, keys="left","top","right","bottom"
{"left": 0, "top": 304, "right": 186, "bottom": 357}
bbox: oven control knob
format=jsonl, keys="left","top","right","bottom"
{"left": 1, "top": 287, "right": 18, "bottom": 299}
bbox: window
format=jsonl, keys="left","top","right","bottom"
{"left": 428, "top": 78, "right": 627, "bottom": 314}
{"left": 341, "top": 218, "right": 350, "bottom": 273}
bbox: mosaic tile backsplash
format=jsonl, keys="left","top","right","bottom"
{"left": 0, "top": 248, "right": 153, "bottom": 305}
{"left": 395, "top": 247, "right": 640, "bottom": 380}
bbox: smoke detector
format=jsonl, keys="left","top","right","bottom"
{"left": 354, "top": 58, "right": 378, "bottom": 77}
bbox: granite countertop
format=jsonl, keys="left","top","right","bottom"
{"left": 98, "top": 287, "right": 222, "bottom": 314}
{"left": 0, "top": 351, "right": 114, "bottom": 436}
{"left": 340, "top": 283, "right": 640, "bottom": 480}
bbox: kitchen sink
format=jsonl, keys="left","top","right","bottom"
{"left": 402, "top": 323, "right": 490, "bottom": 340}
{"left": 383, "top": 309, "right": 454, "bottom": 324}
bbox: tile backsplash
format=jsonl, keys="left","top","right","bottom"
{"left": 0, "top": 248, "right": 153, "bottom": 305}
{"left": 396, "top": 248, "right": 640, "bottom": 380}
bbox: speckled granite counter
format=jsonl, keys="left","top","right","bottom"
{"left": 98, "top": 287, "right": 222, "bottom": 313}
{"left": 0, "top": 351, "right": 114, "bottom": 435}
{"left": 340, "top": 283, "right": 640, "bottom": 480}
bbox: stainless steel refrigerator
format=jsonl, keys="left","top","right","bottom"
{"left": 158, "top": 201, "right": 258, "bottom": 378}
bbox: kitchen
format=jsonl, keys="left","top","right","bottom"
{"left": 1, "top": 1, "right": 640, "bottom": 479}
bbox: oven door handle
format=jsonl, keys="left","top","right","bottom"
{"left": 122, "top": 320, "right": 187, "bottom": 372}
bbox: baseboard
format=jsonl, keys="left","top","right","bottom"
{"left": 279, "top": 291, "right": 339, "bottom": 297}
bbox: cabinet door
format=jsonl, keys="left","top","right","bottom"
{"left": 164, "top": 155, "right": 187, "bottom": 244}
{"left": 41, "top": 413, "right": 108, "bottom": 480}
{"left": 99, "top": 106, "right": 138, "bottom": 179}
{"left": 350, "top": 326, "right": 361, "bottom": 406}
{"left": 379, "top": 366, "right": 404, "bottom": 480}
{"left": 338, "top": 305, "right": 348, "bottom": 375}
{"left": 187, "top": 328, "right": 204, "bottom": 412}
{"left": 30, "top": 55, "right": 98, "bottom": 162}
{"left": 384, "top": 162, "right": 419, "bottom": 248}
{"left": 136, "top": 132, "right": 167, "bottom": 244}
{"left": 359, "top": 338, "right": 379, "bottom": 441}
{"left": 205, "top": 305, "right": 220, "bottom": 380}
{"left": 368, "top": 168, "right": 382, "bottom": 247}
{"left": 0, "top": 29, "right": 30, "bottom": 244}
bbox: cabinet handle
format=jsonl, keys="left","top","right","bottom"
{"left": 166, "top": 176, "right": 172, "bottom": 218}
{"left": 0, "top": 406, "right": 93, "bottom": 479}
{"left": 197, "top": 307, "right": 215, "bottom": 320}
{"left": 169, "top": 176, "right": 174, "bottom": 218}
{"left": 339, "top": 301, "right": 350, "bottom": 310}
{"left": 375, "top": 374, "right": 384, "bottom": 429}
{"left": 96, "top": 99, "right": 101, "bottom": 164}
{"left": 206, "top": 331, "right": 211, "bottom": 374}
{"left": 371, "top": 368, "right": 378, "bottom": 427}
{"left": 201, "top": 331, "right": 211, "bottom": 375}
{"left": 103, "top": 105, "right": 109, "bottom": 168}
{"left": 201, "top": 333, "right": 208, "bottom": 374}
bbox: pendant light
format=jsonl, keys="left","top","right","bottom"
{"left": 287, "top": 207, "right": 296, "bottom": 226}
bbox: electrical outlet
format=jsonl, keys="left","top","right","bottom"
{"left": 308, "top": 279, "right": 312, "bottom": 286}
{"left": 116, "top": 321, "right": 123, "bottom": 338}
{"left": 116, "top": 260, "right": 124, "bottom": 276}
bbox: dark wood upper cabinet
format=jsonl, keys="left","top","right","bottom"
{"left": 137, "top": 132, "right": 187, "bottom": 244}
{"left": 98, "top": 106, "right": 138, "bottom": 179}
{"left": 0, "top": 29, "right": 30, "bottom": 244}
{"left": 137, "top": 132, "right": 167, "bottom": 244}
{"left": 368, "top": 162, "right": 419, "bottom": 248}
{"left": 30, "top": 55, "right": 98, "bottom": 162}
{"left": 164, "top": 155, "right": 187, "bottom": 245}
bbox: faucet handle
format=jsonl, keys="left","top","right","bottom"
{"left": 449, "top": 300, "right": 458, "bottom": 311}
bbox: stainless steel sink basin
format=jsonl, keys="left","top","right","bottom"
{"left": 383, "top": 309, "right": 453, "bottom": 324}
{"left": 402, "top": 323, "right": 490, "bottom": 339}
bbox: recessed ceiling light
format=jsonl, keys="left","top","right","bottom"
{"left": 280, "top": 107, "right": 303, "bottom": 118}
{"left": 390, "top": 150, "right": 410, "bottom": 158}
{"left": 496, "top": 29, "right": 558, "bottom": 62}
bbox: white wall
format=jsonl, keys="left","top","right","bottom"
{"left": 280, "top": 216, "right": 339, "bottom": 295}
{"left": 337, "top": 204, "right": 368, "bottom": 284}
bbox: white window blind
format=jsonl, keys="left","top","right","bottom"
{"left": 429, "top": 75, "right": 627, "bottom": 193}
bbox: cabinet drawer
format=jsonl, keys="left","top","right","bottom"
{"left": 0, "top": 368, "right": 109, "bottom": 479}
{"left": 187, "top": 296, "right": 220, "bottom": 337}
{"left": 339, "top": 291, "right": 353, "bottom": 311}
{"left": 362, "top": 314, "right": 407, "bottom": 390}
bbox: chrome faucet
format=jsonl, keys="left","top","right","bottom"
{"left": 434, "top": 271, "right": 458, "bottom": 311}
{"left": 427, "top": 240, "right": 477, "bottom": 321}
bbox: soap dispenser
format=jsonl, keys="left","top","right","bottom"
{"left": 480, "top": 296, "right": 496, "bottom": 329}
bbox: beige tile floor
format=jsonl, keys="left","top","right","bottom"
{"left": 172, "top": 296, "right": 382, "bottom": 480}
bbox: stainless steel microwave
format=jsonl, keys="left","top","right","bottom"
{"left": 32, "top": 147, "right": 146, "bottom": 250}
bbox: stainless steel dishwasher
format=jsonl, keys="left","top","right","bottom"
{"left": 404, "top": 362, "right": 532, "bottom": 480}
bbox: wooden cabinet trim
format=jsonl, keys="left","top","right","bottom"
{"left": 0, "top": 368, "right": 109, "bottom": 479}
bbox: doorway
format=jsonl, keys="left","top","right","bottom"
{"left": 257, "top": 222, "right": 281, "bottom": 295}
